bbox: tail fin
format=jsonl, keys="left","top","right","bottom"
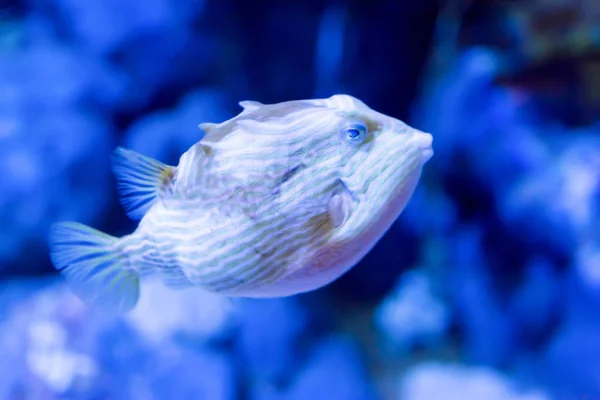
{"left": 48, "top": 222, "right": 140, "bottom": 314}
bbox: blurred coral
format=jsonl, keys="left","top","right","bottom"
{"left": 0, "top": 42, "right": 116, "bottom": 273}
{"left": 1, "top": 0, "right": 600, "bottom": 398}
{"left": 398, "top": 362, "right": 550, "bottom": 400}
{"left": 374, "top": 270, "right": 450, "bottom": 357}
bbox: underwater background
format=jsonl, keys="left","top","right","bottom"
{"left": 1, "top": 0, "right": 599, "bottom": 399}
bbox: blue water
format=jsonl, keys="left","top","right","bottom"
{"left": 1, "top": 1, "right": 599, "bottom": 399}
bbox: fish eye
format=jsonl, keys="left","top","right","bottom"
{"left": 341, "top": 121, "right": 367, "bottom": 145}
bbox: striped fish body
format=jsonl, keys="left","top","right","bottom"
{"left": 135, "top": 194, "right": 335, "bottom": 297}
{"left": 49, "top": 94, "right": 433, "bottom": 313}
{"left": 130, "top": 113, "right": 345, "bottom": 296}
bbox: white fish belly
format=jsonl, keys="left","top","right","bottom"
{"left": 237, "top": 165, "right": 426, "bottom": 297}
{"left": 152, "top": 202, "right": 333, "bottom": 297}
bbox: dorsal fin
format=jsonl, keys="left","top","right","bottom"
{"left": 111, "top": 147, "right": 176, "bottom": 220}
{"left": 239, "top": 100, "right": 263, "bottom": 112}
{"left": 198, "top": 122, "right": 218, "bottom": 135}
{"left": 198, "top": 101, "right": 262, "bottom": 141}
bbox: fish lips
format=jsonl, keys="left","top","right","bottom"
{"left": 413, "top": 130, "right": 434, "bottom": 162}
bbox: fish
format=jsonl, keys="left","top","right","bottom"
{"left": 48, "top": 94, "right": 433, "bottom": 313}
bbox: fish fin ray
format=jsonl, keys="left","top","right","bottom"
{"left": 111, "top": 147, "right": 175, "bottom": 220}
{"left": 49, "top": 222, "right": 140, "bottom": 314}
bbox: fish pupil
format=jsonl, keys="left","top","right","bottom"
{"left": 341, "top": 121, "right": 367, "bottom": 145}
{"left": 347, "top": 129, "right": 360, "bottom": 139}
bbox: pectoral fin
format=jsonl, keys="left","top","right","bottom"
{"left": 328, "top": 179, "right": 356, "bottom": 228}
{"left": 328, "top": 191, "right": 352, "bottom": 228}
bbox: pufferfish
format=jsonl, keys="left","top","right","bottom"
{"left": 49, "top": 94, "right": 433, "bottom": 313}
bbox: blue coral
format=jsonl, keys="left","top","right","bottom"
{"left": 0, "top": 42, "right": 116, "bottom": 274}
{"left": 398, "top": 362, "right": 551, "bottom": 400}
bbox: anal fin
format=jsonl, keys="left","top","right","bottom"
{"left": 111, "top": 147, "right": 176, "bottom": 220}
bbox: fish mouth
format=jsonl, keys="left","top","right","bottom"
{"left": 412, "top": 131, "right": 434, "bottom": 162}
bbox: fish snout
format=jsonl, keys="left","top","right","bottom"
{"left": 411, "top": 130, "right": 434, "bottom": 162}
